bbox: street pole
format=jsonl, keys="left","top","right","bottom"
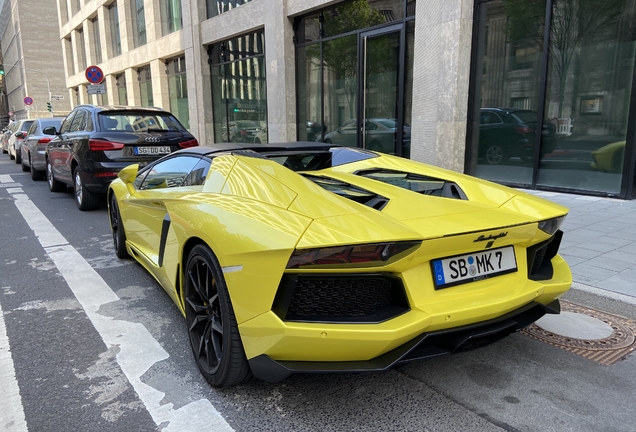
{"left": 4, "top": 63, "right": 53, "bottom": 117}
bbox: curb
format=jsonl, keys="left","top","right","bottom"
{"left": 570, "top": 281, "right": 636, "bottom": 306}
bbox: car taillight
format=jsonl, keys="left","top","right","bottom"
{"left": 179, "top": 139, "right": 199, "bottom": 148}
{"left": 286, "top": 241, "right": 421, "bottom": 269}
{"left": 37, "top": 138, "right": 52, "bottom": 145}
{"left": 515, "top": 127, "right": 533, "bottom": 134}
{"left": 89, "top": 139, "right": 125, "bottom": 151}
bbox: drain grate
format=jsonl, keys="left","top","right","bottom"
{"left": 522, "top": 301, "right": 636, "bottom": 365}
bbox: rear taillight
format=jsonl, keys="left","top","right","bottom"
{"left": 94, "top": 172, "right": 119, "bottom": 177}
{"left": 515, "top": 127, "right": 533, "bottom": 134}
{"left": 286, "top": 241, "right": 421, "bottom": 269}
{"left": 37, "top": 138, "right": 52, "bottom": 145}
{"left": 89, "top": 139, "right": 125, "bottom": 151}
{"left": 179, "top": 139, "right": 199, "bottom": 148}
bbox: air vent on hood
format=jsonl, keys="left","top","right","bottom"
{"left": 302, "top": 174, "right": 389, "bottom": 210}
{"left": 355, "top": 169, "right": 468, "bottom": 200}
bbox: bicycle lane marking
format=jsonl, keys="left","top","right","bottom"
{"left": 5, "top": 180, "right": 233, "bottom": 432}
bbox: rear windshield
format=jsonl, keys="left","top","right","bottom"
{"left": 511, "top": 111, "right": 537, "bottom": 123}
{"left": 20, "top": 121, "right": 34, "bottom": 131}
{"left": 41, "top": 119, "right": 63, "bottom": 129}
{"left": 99, "top": 111, "right": 186, "bottom": 133}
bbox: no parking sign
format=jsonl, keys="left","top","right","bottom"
{"left": 85, "top": 66, "right": 104, "bottom": 84}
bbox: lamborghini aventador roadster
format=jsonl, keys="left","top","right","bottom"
{"left": 107, "top": 142, "right": 572, "bottom": 388}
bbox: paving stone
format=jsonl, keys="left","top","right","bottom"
{"left": 595, "top": 276, "right": 636, "bottom": 297}
{"left": 586, "top": 258, "right": 635, "bottom": 272}
{"left": 570, "top": 264, "right": 617, "bottom": 283}
{"left": 559, "top": 247, "right": 603, "bottom": 260}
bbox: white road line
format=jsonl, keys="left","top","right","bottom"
{"left": 6, "top": 181, "right": 233, "bottom": 431}
{"left": 0, "top": 302, "right": 29, "bottom": 432}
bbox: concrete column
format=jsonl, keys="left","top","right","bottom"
{"left": 101, "top": 4, "right": 114, "bottom": 60}
{"left": 186, "top": 0, "right": 209, "bottom": 141}
{"left": 146, "top": 0, "right": 163, "bottom": 42}
{"left": 78, "top": 84, "right": 89, "bottom": 105}
{"left": 264, "top": 1, "right": 296, "bottom": 142}
{"left": 410, "top": 0, "right": 474, "bottom": 172}
{"left": 150, "top": 58, "right": 171, "bottom": 112}
{"left": 125, "top": 68, "right": 141, "bottom": 106}
{"left": 104, "top": 75, "right": 118, "bottom": 105}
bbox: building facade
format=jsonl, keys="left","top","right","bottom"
{"left": 0, "top": 0, "right": 72, "bottom": 120}
{"left": 56, "top": 0, "right": 636, "bottom": 199}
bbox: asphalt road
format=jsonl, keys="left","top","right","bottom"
{"left": 1, "top": 154, "right": 635, "bottom": 432}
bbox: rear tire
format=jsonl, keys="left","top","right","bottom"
{"left": 21, "top": 154, "right": 29, "bottom": 171}
{"left": 31, "top": 158, "right": 45, "bottom": 181}
{"left": 485, "top": 144, "right": 506, "bottom": 165}
{"left": 15, "top": 149, "right": 22, "bottom": 164}
{"left": 47, "top": 158, "right": 66, "bottom": 192}
{"left": 185, "top": 245, "right": 251, "bottom": 388}
{"left": 9, "top": 145, "right": 15, "bottom": 160}
{"left": 73, "top": 166, "right": 100, "bottom": 211}
{"left": 109, "top": 193, "right": 130, "bottom": 259}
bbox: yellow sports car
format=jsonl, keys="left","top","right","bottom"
{"left": 108, "top": 142, "right": 571, "bottom": 388}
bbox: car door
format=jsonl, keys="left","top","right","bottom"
{"left": 121, "top": 155, "right": 207, "bottom": 267}
{"left": 49, "top": 111, "right": 76, "bottom": 181}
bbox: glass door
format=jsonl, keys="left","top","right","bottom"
{"left": 360, "top": 26, "right": 402, "bottom": 154}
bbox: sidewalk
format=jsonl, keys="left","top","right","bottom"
{"left": 525, "top": 190, "right": 636, "bottom": 300}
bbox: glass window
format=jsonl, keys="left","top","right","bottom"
{"left": 160, "top": 0, "right": 183, "bottom": 35}
{"left": 323, "top": 0, "right": 402, "bottom": 38}
{"left": 140, "top": 156, "right": 202, "bottom": 190}
{"left": 109, "top": 3, "right": 121, "bottom": 57}
{"left": 115, "top": 73, "right": 127, "bottom": 105}
{"left": 131, "top": 0, "right": 147, "bottom": 47}
{"left": 184, "top": 158, "right": 212, "bottom": 186}
{"left": 210, "top": 32, "right": 267, "bottom": 143}
{"left": 138, "top": 65, "right": 154, "bottom": 107}
{"left": 70, "top": 110, "right": 87, "bottom": 132}
{"left": 467, "top": 0, "right": 544, "bottom": 183}
{"left": 206, "top": 0, "right": 252, "bottom": 19}
{"left": 167, "top": 57, "right": 189, "bottom": 130}
{"left": 60, "top": 111, "right": 77, "bottom": 134}
{"left": 296, "top": 43, "right": 322, "bottom": 141}
{"left": 65, "top": 37, "right": 75, "bottom": 75}
{"left": 92, "top": 18, "right": 103, "bottom": 64}
{"left": 537, "top": 0, "right": 636, "bottom": 194}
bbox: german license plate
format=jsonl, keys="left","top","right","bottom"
{"left": 134, "top": 146, "right": 171, "bottom": 155}
{"left": 432, "top": 246, "right": 517, "bottom": 289}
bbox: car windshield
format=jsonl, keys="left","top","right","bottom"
{"left": 99, "top": 111, "right": 186, "bottom": 132}
{"left": 375, "top": 119, "right": 397, "bottom": 128}
{"left": 20, "top": 121, "right": 34, "bottom": 131}
{"left": 41, "top": 119, "right": 63, "bottom": 129}
{"left": 235, "top": 121, "right": 261, "bottom": 128}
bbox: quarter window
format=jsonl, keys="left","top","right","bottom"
{"left": 139, "top": 156, "right": 202, "bottom": 190}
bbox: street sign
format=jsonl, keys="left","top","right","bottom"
{"left": 23, "top": 96, "right": 33, "bottom": 106}
{"left": 87, "top": 84, "right": 106, "bottom": 95}
{"left": 51, "top": 95, "right": 65, "bottom": 100}
{"left": 85, "top": 65, "right": 104, "bottom": 84}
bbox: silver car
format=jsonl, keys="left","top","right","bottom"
{"left": 1, "top": 123, "right": 18, "bottom": 153}
{"left": 7, "top": 119, "right": 34, "bottom": 164}
{"left": 20, "top": 117, "right": 65, "bottom": 180}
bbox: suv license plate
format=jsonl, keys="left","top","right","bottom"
{"left": 432, "top": 246, "right": 517, "bottom": 289}
{"left": 134, "top": 146, "right": 171, "bottom": 155}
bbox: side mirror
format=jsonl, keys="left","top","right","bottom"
{"left": 118, "top": 164, "right": 139, "bottom": 184}
{"left": 42, "top": 126, "right": 58, "bottom": 136}
{"left": 15, "top": 131, "right": 25, "bottom": 138}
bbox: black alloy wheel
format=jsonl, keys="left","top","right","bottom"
{"left": 184, "top": 245, "right": 251, "bottom": 388}
{"left": 109, "top": 194, "right": 129, "bottom": 259}
{"left": 485, "top": 144, "right": 506, "bottom": 165}
{"left": 14, "top": 146, "right": 21, "bottom": 164}
{"left": 47, "top": 158, "right": 66, "bottom": 192}
{"left": 73, "top": 166, "right": 100, "bottom": 211}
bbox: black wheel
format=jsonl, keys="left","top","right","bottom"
{"left": 9, "top": 145, "right": 15, "bottom": 160}
{"left": 485, "top": 144, "right": 506, "bottom": 165}
{"left": 21, "top": 153, "right": 29, "bottom": 172}
{"left": 185, "top": 245, "right": 251, "bottom": 388}
{"left": 30, "top": 158, "right": 45, "bottom": 181}
{"left": 109, "top": 194, "right": 129, "bottom": 259}
{"left": 73, "top": 166, "right": 100, "bottom": 211}
{"left": 47, "top": 158, "right": 66, "bottom": 192}
{"left": 15, "top": 148, "right": 22, "bottom": 164}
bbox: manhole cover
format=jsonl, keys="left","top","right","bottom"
{"left": 522, "top": 301, "right": 636, "bottom": 365}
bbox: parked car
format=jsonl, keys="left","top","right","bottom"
{"left": 108, "top": 141, "right": 571, "bottom": 388}
{"left": 1, "top": 124, "right": 17, "bottom": 153}
{"left": 323, "top": 118, "right": 411, "bottom": 154}
{"left": 20, "top": 117, "right": 65, "bottom": 180}
{"left": 7, "top": 119, "right": 34, "bottom": 164}
{"left": 45, "top": 105, "right": 198, "bottom": 211}
{"left": 478, "top": 108, "right": 557, "bottom": 165}
{"left": 221, "top": 120, "right": 265, "bottom": 143}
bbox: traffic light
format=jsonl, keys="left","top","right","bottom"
{"left": 47, "top": 101, "right": 52, "bottom": 112}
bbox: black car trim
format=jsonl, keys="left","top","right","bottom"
{"left": 158, "top": 214, "right": 171, "bottom": 267}
{"left": 248, "top": 299, "right": 560, "bottom": 383}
